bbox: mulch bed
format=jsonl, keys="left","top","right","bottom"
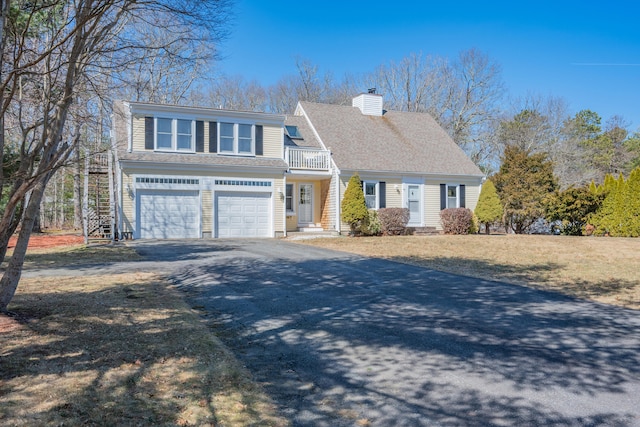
{"left": 3, "top": 234, "right": 84, "bottom": 331}
{"left": 7, "top": 233, "right": 84, "bottom": 249}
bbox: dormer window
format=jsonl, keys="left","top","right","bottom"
{"left": 155, "top": 118, "right": 194, "bottom": 152}
{"left": 220, "top": 122, "right": 255, "bottom": 155}
{"left": 285, "top": 125, "right": 303, "bottom": 139}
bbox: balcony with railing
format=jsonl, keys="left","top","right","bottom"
{"left": 285, "top": 147, "right": 331, "bottom": 172}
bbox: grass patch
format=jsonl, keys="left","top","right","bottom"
{"left": 17, "top": 243, "right": 142, "bottom": 269}
{"left": 298, "top": 234, "right": 640, "bottom": 310}
{"left": 0, "top": 272, "right": 287, "bottom": 426}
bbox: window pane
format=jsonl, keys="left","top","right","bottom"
{"left": 157, "top": 133, "right": 172, "bottom": 149}
{"left": 177, "top": 119, "right": 191, "bottom": 134}
{"left": 365, "top": 183, "right": 376, "bottom": 196}
{"left": 286, "top": 184, "right": 293, "bottom": 211}
{"left": 157, "top": 118, "right": 172, "bottom": 133}
{"left": 220, "top": 122, "right": 234, "bottom": 137}
{"left": 176, "top": 120, "right": 192, "bottom": 150}
{"left": 238, "top": 124, "right": 252, "bottom": 138}
{"left": 238, "top": 138, "right": 252, "bottom": 153}
{"left": 220, "top": 136, "right": 234, "bottom": 152}
{"left": 447, "top": 185, "right": 457, "bottom": 198}
{"left": 156, "top": 118, "right": 172, "bottom": 149}
{"left": 177, "top": 134, "right": 192, "bottom": 150}
{"left": 238, "top": 124, "right": 252, "bottom": 154}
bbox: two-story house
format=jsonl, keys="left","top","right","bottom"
{"left": 111, "top": 93, "right": 484, "bottom": 239}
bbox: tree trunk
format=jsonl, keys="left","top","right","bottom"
{"left": 485, "top": 223, "right": 490, "bottom": 235}
{"left": 0, "top": 178, "right": 46, "bottom": 311}
{"left": 0, "top": 197, "right": 23, "bottom": 263}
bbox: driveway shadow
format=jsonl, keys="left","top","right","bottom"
{"left": 172, "top": 243, "right": 640, "bottom": 426}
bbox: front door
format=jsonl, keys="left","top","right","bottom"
{"left": 298, "top": 184, "right": 313, "bottom": 225}
{"left": 407, "top": 185, "right": 421, "bottom": 226}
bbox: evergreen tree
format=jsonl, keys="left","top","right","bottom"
{"left": 474, "top": 179, "right": 503, "bottom": 234}
{"left": 625, "top": 168, "right": 640, "bottom": 236}
{"left": 341, "top": 173, "right": 368, "bottom": 235}
{"left": 544, "top": 186, "right": 604, "bottom": 235}
{"left": 492, "top": 145, "right": 557, "bottom": 233}
{"left": 591, "top": 173, "right": 628, "bottom": 236}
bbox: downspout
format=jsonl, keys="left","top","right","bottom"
{"left": 334, "top": 169, "right": 341, "bottom": 234}
{"left": 283, "top": 173, "right": 287, "bottom": 238}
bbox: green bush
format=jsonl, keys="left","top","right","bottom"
{"left": 440, "top": 208, "right": 474, "bottom": 234}
{"left": 361, "top": 209, "right": 382, "bottom": 236}
{"left": 544, "top": 186, "right": 604, "bottom": 236}
{"left": 341, "top": 173, "right": 369, "bottom": 235}
{"left": 474, "top": 179, "right": 503, "bottom": 234}
{"left": 590, "top": 168, "right": 640, "bottom": 237}
{"left": 378, "top": 208, "right": 410, "bottom": 235}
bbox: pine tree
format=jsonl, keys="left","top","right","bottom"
{"left": 492, "top": 145, "right": 557, "bottom": 233}
{"left": 474, "top": 179, "right": 503, "bottom": 234}
{"left": 341, "top": 173, "right": 369, "bottom": 235}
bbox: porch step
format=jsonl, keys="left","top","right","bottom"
{"left": 411, "top": 226, "right": 440, "bottom": 236}
{"left": 298, "top": 226, "right": 324, "bottom": 232}
{"left": 286, "top": 230, "right": 340, "bottom": 240}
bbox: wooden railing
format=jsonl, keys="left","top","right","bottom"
{"left": 286, "top": 147, "right": 331, "bottom": 171}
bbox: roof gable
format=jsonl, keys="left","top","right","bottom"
{"left": 298, "top": 101, "right": 483, "bottom": 176}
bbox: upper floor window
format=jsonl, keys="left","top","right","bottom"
{"left": 220, "top": 122, "right": 255, "bottom": 155}
{"left": 155, "top": 118, "right": 194, "bottom": 152}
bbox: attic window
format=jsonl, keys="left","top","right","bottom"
{"left": 285, "top": 125, "right": 303, "bottom": 139}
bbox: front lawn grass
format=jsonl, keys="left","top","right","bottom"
{"left": 298, "top": 234, "right": 640, "bottom": 310}
{"left": 0, "top": 246, "right": 287, "bottom": 426}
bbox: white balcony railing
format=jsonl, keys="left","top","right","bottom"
{"left": 286, "top": 147, "right": 331, "bottom": 171}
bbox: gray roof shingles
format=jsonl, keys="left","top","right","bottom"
{"left": 118, "top": 151, "right": 288, "bottom": 170}
{"left": 297, "top": 101, "right": 483, "bottom": 176}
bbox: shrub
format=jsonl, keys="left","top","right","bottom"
{"left": 469, "top": 213, "right": 479, "bottom": 234}
{"left": 361, "top": 209, "right": 382, "bottom": 236}
{"left": 474, "top": 179, "right": 503, "bottom": 234}
{"left": 378, "top": 208, "right": 410, "bottom": 236}
{"left": 440, "top": 208, "right": 474, "bottom": 234}
{"left": 341, "top": 173, "right": 369, "bottom": 235}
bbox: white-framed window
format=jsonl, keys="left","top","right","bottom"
{"left": 285, "top": 183, "right": 294, "bottom": 213}
{"left": 447, "top": 184, "right": 459, "bottom": 208}
{"left": 155, "top": 117, "right": 194, "bottom": 152}
{"left": 219, "top": 122, "right": 255, "bottom": 155}
{"left": 363, "top": 181, "right": 378, "bottom": 209}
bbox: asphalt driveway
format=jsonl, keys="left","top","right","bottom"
{"left": 130, "top": 239, "right": 640, "bottom": 426}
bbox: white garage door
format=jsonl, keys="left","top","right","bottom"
{"left": 138, "top": 190, "right": 200, "bottom": 239}
{"left": 216, "top": 192, "right": 271, "bottom": 238}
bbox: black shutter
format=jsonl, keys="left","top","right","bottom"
{"left": 255, "top": 125, "right": 263, "bottom": 155}
{"left": 440, "top": 184, "right": 447, "bottom": 210}
{"left": 459, "top": 185, "right": 466, "bottom": 208}
{"left": 195, "top": 121, "right": 204, "bottom": 152}
{"left": 209, "top": 121, "right": 217, "bottom": 153}
{"left": 144, "top": 117, "right": 154, "bottom": 150}
{"left": 379, "top": 182, "right": 386, "bottom": 209}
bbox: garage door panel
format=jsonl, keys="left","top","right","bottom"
{"left": 216, "top": 192, "right": 271, "bottom": 238}
{"left": 139, "top": 190, "right": 200, "bottom": 239}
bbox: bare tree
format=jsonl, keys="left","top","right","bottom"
{"left": 358, "top": 49, "right": 504, "bottom": 170}
{"left": 206, "top": 74, "right": 268, "bottom": 111}
{"left": 0, "top": 0, "right": 232, "bottom": 311}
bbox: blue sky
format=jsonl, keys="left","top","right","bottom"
{"left": 216, "top": 0, "right": 640, "bottom": 129}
